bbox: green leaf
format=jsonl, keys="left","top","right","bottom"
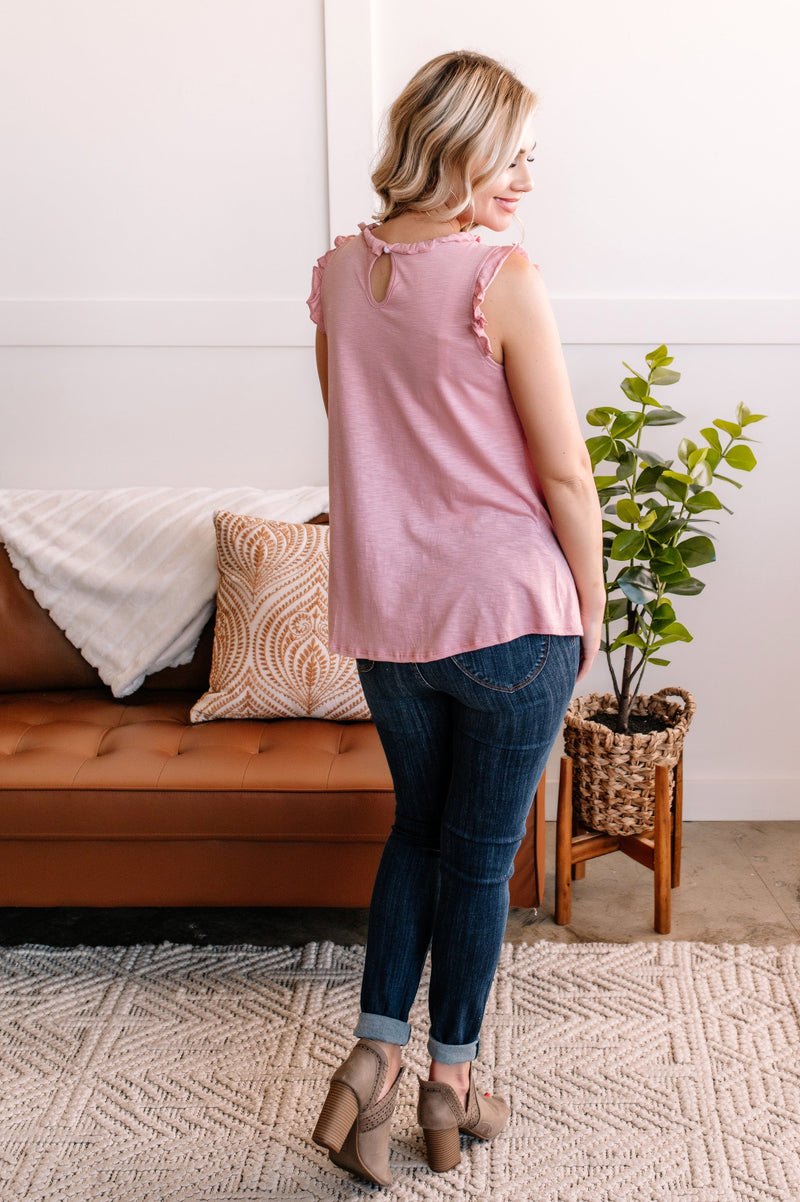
{"left": 638, "top": 510, "right": 657, "bottom": 531}
{"left": 652, "top": 564, "right": 688, "bottom": 588}
{"left": 703, "top": 446, "right": 722, "bottom": 471}
{"left": 645, "top": 345, "right": 670, "bottom": 366}
{"left": 648, "top": 657, "right": 671, "bottom": 667}
{"left": 677, "top": 535, "right": 716, "bottom": 567}
{"left": 658, "top": 621, "right": 693, "bottom": 643}
{"left": 620, "top": 375, "right": 648, "bottom": 403}
{"left": 616, "top": 498, "right": 641, "bottom": 524}
{"left": 615, "top": 450, "right": 638, "bottom": 480}
{"left": 610, "top": 411, "right": 645, "bottom": 440}
{"left": 724, "top": 444, "right": 757, "bottom": 472}
{"left": 611, "top": 633, "right": 647, "bottom": 651}
{"left": 650, "top": 601, "right": 677, "bottom": 631}
{"left": 711, "top": 468, "right": 739, "bottom": 488}
{"left": 656, "top": 569, "right": 691, "bottom": 586}
{"left": 657, "top": 518, "right": 690, "bottom": 541}
{"left": 644, "top": 407, "right": 686, "bottom": 426}
{"left": 686, "top": 521, "right": 720, "bottom": 535}
{"left": 598, "top": 486, "right": 628, "bottom": 505}
{"left": 685, "top": 490, "right": 723, "bottom": 513}
{"left": 687, "top": 447, "right": 709, "bottom": 471}
{"left": 651, "top": 548, "right": 684, "bottom": 574}
{"left": 635, "top": 465, "right": 665, "bottom": 493}
{"left": 610, "top": 530, "right": 646, "bottom": 560}
{"left": 604, "top": 597, "right": 629, "bottom": 622}
{"left": 616, "top": 566, "right": 658, "bottom": 604}
{"left": 594, "top": 475, "right": 618, "bottom": 490}
{"left": 701, "top": 426, "right": 722, "bottom": 453}
{"left": 637, "top": 449, "right": 670, "bottom": 468}
{"left": 690, "top": 458, "right": 714, "bottom": 487}
{"left": 586, "top": 406, "right": 620, "bottom": 428}
{"left": 656, "top": 471, "right": 690, "bottom": 503}
{"left": 678, "top": 439, "right": 697, "bottom": 467}
{"left": 650, "top": 367, "right": 681, "bottom": 386}
{"left": 737, "top": 403, "right": 767, "bottom": 427}
{"left": 587, "top": 435, "right": 616, "bottom": 467}
{"left": 644, "top": 501, "right": 677, "bottom": 521}
{"left": 714, "top": 418, "right": 742, "bottom": 438}
{"left": 666, "top": 576, "right": 706, "bottom": 596}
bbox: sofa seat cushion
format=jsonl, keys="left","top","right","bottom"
{"left": 0, "top": 690, "right": 391, "bottom": 794}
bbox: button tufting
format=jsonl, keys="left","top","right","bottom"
{"left": 0, "top": 692, "right": 394, "bottom": 792}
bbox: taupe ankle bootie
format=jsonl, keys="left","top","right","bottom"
{"left": 417, "top": 1067, "right": 509, "bottom": 1173}
{"left": 313, "top": 1039, "right": 403, "bottom": 1187}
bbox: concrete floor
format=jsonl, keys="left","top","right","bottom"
{"left": 1, "top": 822, "right": 797, "bottom": 948}
{"left": 254, "top": 821, "right": 800, "bottom": 949}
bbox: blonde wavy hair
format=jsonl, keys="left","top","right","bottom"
{"left": 372, "top": 51, "right": 537, "bottom": 224}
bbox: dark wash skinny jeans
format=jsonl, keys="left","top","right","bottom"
{"left": 353, "top": 632, "right": 580, "bottom": 1065}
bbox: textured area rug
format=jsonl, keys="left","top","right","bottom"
{"left": 1, "top": 942, "right": 799, "bottom": 1201}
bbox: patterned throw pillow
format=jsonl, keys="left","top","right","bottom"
{"left": 190, "top": 513, "right": 370, "bottom": 722}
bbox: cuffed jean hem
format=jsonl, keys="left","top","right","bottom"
{"left": 354, "top": 1012, "right": 411, "bottom": 1047}
{"left": 427, "top": 1036, "right": 478, "bottom": 1065}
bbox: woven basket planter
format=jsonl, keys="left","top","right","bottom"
{"left": 563, "top": 687, "right": 696, "bottom": 836}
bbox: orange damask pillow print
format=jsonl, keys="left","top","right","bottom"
{"left": 190, "top": 513, "right": 370, "bottom": 722}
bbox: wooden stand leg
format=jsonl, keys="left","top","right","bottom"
{"left": 571, "top": 806, "right": 586, "bottom": 881}
{"left": 555, "top": 756, "right": 573, "bottom": 925}
{"left": 671, "top": 753, "right": 683, "bottom": 889}
{"left": 653, "top": 763, "right": 671, "bottom": 934}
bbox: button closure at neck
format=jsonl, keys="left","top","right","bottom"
{"left": 359, "top": 221, "right": 479, "bottom": 257}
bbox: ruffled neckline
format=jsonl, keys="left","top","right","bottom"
{"left": 359, "top": 221, "right": 480, "bottom": 256}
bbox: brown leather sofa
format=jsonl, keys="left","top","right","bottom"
{"left": 0, "top": 541, "right": 544, "bottom": 909}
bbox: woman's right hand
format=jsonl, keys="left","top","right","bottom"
{"left": 576, "top": 595, "right": 605, "bottom": 683}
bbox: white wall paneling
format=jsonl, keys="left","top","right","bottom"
{"left": 1, "top": 1, "right": 797, "bottom": 348}
{"left": 322, "top": 0, "right": 375, "bottom": 243}
{"left": 0, "top": 0, "right": 333, "bottom": 351}
{"left": 0, "top": 1, "right": 798, "bottom": 818}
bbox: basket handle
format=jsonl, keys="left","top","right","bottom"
{"left": 651, "top": 686, "right": 697, "bottom": 727}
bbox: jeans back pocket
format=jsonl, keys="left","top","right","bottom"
{"left": 450, "top": 633, "right": 549, "bottom": 692}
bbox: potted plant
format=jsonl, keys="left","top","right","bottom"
{"left": 564, "top": 344, "right": 764, "bottom": 835}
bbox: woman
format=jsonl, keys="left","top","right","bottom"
{"left": 307, "top": 50, "right": 604, "bottom": 1186}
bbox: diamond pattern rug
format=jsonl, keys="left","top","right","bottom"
{"left": 1, "top": 941, "right": 799, "bottom": 1201}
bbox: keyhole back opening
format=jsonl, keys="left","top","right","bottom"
{"left": 368, "top": 252, "right": 393, "bottom": 303}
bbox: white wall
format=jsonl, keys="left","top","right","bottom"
{"left": 0, "top": 0, "right": 333, "bottom": 488}
{"left": 1, "top": 0, "right": 798, "bottom": 818}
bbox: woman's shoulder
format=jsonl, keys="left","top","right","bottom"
{"left": 482, "top": 244, "right": 542, "bottom": 296}
{"left": 477, "top": 247, "right": 552, "bottom": 347}
{"left": 474, "top": 243, "right": 538, "bottom": 303}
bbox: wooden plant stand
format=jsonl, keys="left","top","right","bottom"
{"left": 555, "top": 754, "right": 683, "bottom": 935}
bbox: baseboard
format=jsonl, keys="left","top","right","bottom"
{"left": 544, "top": 777, "right": 799, "bottom": 821}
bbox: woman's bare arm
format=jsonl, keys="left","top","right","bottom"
{"left": 315, "top": 328, "right": 329, "bottom": 414}
{"left": 481, "top": 255, "right": 605, "bottom": 680}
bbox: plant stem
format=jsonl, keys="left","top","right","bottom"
{"left": 604, "top": 611, "right": 621, "bottom": 705}
{"left": 617, "top": 602, "right": 638, "bottom": 733}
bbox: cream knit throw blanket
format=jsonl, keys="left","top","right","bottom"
{"left": 0, "top": 485, "right": 329, "bottom": 696}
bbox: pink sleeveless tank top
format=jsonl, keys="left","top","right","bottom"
{"left": 307, "top": 222, "right": 581, "bottom": 661}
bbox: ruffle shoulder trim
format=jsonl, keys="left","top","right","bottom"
{"left": 359, "top": 221, "right": 479, "bottom": 256}
{"left": 306, "top": 234, "right": 357, "bottom": 330}
{"left": 472, "top": 244, "right": 533, "bottom": 359}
